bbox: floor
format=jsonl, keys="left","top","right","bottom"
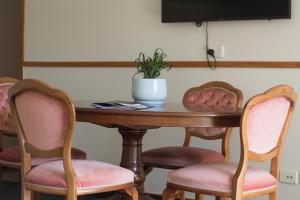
{"left": 0, "top": 181, "right": 122, "bottom": 200}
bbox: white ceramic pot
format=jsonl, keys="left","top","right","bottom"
{"left": 132, "top": 78, "right": 167, "bottom": 105}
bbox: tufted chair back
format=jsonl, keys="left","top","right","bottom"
{"left": 0, "top": 77, "right": 18, "bottom": 134}
{"left": 183, "top": 81, "right": 243, "bottom": 139}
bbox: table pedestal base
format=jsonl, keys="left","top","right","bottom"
{"left": 119, "top": 128, "right": 147, "bottom": 194}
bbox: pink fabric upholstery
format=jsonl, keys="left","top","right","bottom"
{"left": 15, "top": 91, "right": 69, "bottom": 150}
{"left": 167, "top": 163, "right": 277, "bottom": 193}
{"left": 143, "top": 146, "right": 224, "bottom": 169}
{"left": 183, "top": 88, "right": 237, "bottom": 137}
{"left": 0, "top": 83, "right": 16, "bottom": 133}
{"left": 0, "top": 146, "right": 86, "bottom": 166}
{"left": 25, "top": 160, "right": 134, "bottom": 189}
{"left": 188, "top": 127, "right": 226, "bottom": 137}
{"left": 247, "top": 97, "right": 290, "bottom": 154}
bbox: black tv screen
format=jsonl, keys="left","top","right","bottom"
{"left": 162, "top": 0, "right": 291, "bottom": 23}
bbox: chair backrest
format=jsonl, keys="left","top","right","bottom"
{"left": 182, "top": 81, "right": 243, "bottom": 140}
{"left": 9, "top": 79, "right": 75, "bottom": 162}
{"left": 233, "top": 85, "right": 296, "bottom": 195}
{"left": 241, "top": 85, "right": 296, "bottom": 159}
{"left": 0, "top": 77, "right": 18, "bottom": 134}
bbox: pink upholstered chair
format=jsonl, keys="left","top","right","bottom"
{"left": 0, "top": 77, "right": 86, "bottom": 189}
{"left": 162, "top": 85, "right": 296, "bottom": 200}
{"left": 8, "top": 79, "right": 138, "bottom": 200}
{"left": 142, "top": 81, "right": 243, "bottom": 199}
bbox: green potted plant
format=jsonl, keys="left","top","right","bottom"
{"left": 132, "top": 48, "right": 171, "bottom": 105}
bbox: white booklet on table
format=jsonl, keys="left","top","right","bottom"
{"left": 92, "top": 101, "right": 151, "bottom": 110}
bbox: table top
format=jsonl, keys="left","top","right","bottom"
{"left": 75, "top": 101, "right": 242, "bottom": 129}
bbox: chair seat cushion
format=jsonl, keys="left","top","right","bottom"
{"left": 142, "top": 146, "right": 224, "bottom": 169}
{"left": 25, "top": 160, "right": 134, "bottom": 189}
{"left": 0, "top": 146, "right": 86, "bottom": 166}
{"left": 167, "top": 163, "right": 277, "bottom": 193}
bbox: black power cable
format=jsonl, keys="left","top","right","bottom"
{"left": 205, "top": 22, "right": 217, "bottom": 70}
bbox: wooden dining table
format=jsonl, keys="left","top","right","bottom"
{"left": 75, "top": 101, "right": 242, "bottom": 197}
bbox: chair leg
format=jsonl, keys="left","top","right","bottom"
{"left": 0, "top": 166, "right": 2, "bottom": 192}
{"left": 31, "top": 192, "right": 40, "bottom": 200}
{"left": 66, "top": 191, "right": 77, "bottom": 200}
{"left": 125, "top": 186, "right": 139, "bottom": 200}
{"left": 18, "top": 169, "right": 22, "bottom": 185}
{"left": 174, "top": 190, "right": 185, "bottom": 200}
{"left": 34, "top": 192, "right": 41, "bottom": 200}
{"left": 178, "top": 190, "right": 185, "bottom": 200}
{"left": 232, "top": 189, "right": 243, "bottom": 200}
{"left": 269, "top": 191, "right": 277, "bottom": 200}
{"left": 216, "top": 197, "right": 231, "bottom": 200}
{"left": 23, "top": 187, "right": 32, "bottom": 200}
{"left": 195, "top": 193, "right": 204, "bottom": 200}
{"left": 162, "top": 188, "right": 178, "bottom": 200}
{"left": 232, "top": 195, "right": 242, "bottom": 200}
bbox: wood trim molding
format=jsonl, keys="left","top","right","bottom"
{"left": 23, "top": 61, "right": 300, "bottom": 68}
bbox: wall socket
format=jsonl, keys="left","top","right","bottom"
{"left": 280, "top": 170, "right": 299, "bottom": 184}
{"left": 208, "top": 45, "right": 224, "bottom": 58}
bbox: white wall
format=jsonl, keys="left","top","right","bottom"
{"left": 23, "top": 0, "right": 300, "bottom": 199}
{"left": 24, "top": 0, "right": 300, "bottom": 62}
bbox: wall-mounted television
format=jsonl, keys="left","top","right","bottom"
{"left": 162, "top": 0, "right": 291, "bottom": 23}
